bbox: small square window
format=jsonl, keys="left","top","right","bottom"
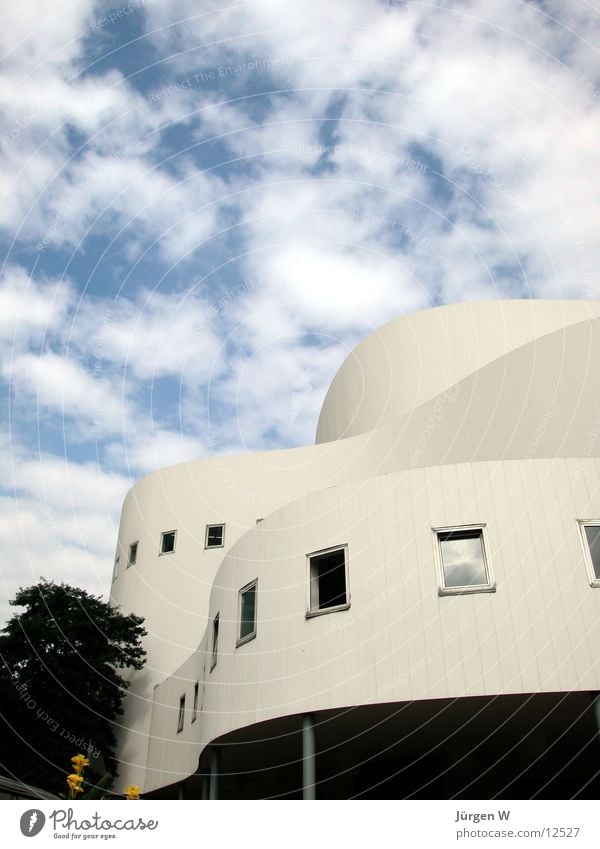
{"left": 210, "top": 613, "right": 219, "bottom": 671}
{"left": 237, "top": 579, "right": 257, "bottom": 647}
{"left": 112, "top": 555, "right": 120, "bottom": 582}
{"left": 160, "top": 530, "right": 176, "bottom": 555}
{"left": 205, "top": 524, "right": 225, "bottom": 549}
{"left": 434, "top": 524, "right": 495, "bottom": 595}
{"left": 128, "top": 541, "right": 138, "bottom": 568}
{"left": 578, "top": 521, "right": 600, "bottom": 587}
{"left": 177, "top": 694, "right": 185, "bottom": 734}
{"left": 307, "top": 545, "right": 350, "bottom": 617}
{"left": 191, "top": 682, "right": 199, "bottom": 723}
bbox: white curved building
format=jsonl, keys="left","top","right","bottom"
{"left": 110, "top": 299, "right": 600, "bottom": 799}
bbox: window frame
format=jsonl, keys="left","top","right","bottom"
{"left": 191, "top": 681, "right": 199, "bottom": 723}
{"left": 204, "top": 523, "right": 225, "bottom": 550}
{"left": 177, "top": 694, "right": 185, "bottom": 734}
{"left": 159, "top": 529, "right": 177, "bottom": 556}
{"left": 306, "top": 543, "right": 351, "bottom": 618}
{"left": 210, "top": 613, "right": 219, "bottom": 672}
{"left": 127, "top": 540, "right": 138, "bottom": 568}
{"left": 433, "top": 523, "right": 495, "bottom": 596}
{"left": 236, "top": 578, "right": 258, "bottom": 648}
{"left": 577, "top": 520, "right": 600, "bottom": 588}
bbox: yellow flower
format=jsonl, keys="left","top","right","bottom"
{"left": 124, "top": 785, "right": 141, "bottom": 800}
{"left": 71, "top": 754, "right": 90, "bottom": 774}
{"left": 67, "top": 773, "right": 84, "bottom": 794}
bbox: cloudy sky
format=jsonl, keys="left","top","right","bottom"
{"left": 1, "top": 0, "right": 599, "bottom": 624}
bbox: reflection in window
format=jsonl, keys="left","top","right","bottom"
{"left": 579, "top": 521, "right": 600, "bottom": 586}
{"left": 435, "top": 526, "right": 495, "bottom": 595}
{"left": 128, "top": 541, "right": 138, "bottom": 567}
{"left": 177, "top": 695, "right": 185, "bottom": 733}
{"left": 210, "top": 613, "right": 219, "bottom": 671}
{"left": 191, "top": 682, "right": 199, "bottom": 722}
{"left": 160, "top": 530, "right": 176, "bottom": 555}
{"left": 237, "top": 579, "right": 257, "bottom": 646}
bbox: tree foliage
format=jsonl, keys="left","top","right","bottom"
{"left": 0, "top": 579, "right": 146, "bottom": 795}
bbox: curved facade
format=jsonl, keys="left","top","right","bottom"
{"left": 110, "top": 300, "right": 600, "bottom": 799}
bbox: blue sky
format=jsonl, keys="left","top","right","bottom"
{"left": 1, "top": 0, "right": 599, "bottom": 623}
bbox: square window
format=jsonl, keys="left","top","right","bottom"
{"left": 177, "top": 694, "right": 185, "bottom": 734}
{"left": 160, "top": 530, "right": 176, "bottom": 555}
{"left": 128, "top": 541, "right": 138, "bottom": 568}
{"left": 112, "top": 555, "right": 120, "bottom": 582}
{"left": 210, "top": 613, "right": 219, "bottom": 671}
{"left": 205, "top": 524, "right": 225, "bottom": 549}
{"left": 307, "top": 545, "right": 350, "bottom": 617}
{"left": 434, "top": 525, "right": 495, "bottom": 595}
{"left": 237, "top": 579, "right": 257, "bottom": 647}
{"left": 191, "top": 682, "right": 199, "bottom": 723}
{"left": 578, "top": 521, "right": 600, "bottom": 587}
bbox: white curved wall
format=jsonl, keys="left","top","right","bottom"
{"left": 315, "top": 299, "right": 600, "bottom": 443}
{"left": 109, "top": 299, "right": 600, "bottom": 793}
{"left": 145, "top": 457, "right": 600, "bottom": 790}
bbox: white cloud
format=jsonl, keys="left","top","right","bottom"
{"left": 0, "top": 434, "right": 131, "bottom": 625}
{"left": 0, "top": 0, "right": 93, "bottom": 71}
{"left": 256, "top": 244, "right": 423, "bottom": 331}
{"left": 0, "top": 0, "right": 221, "bottom": 258}
{"left": 33, "top": 152, "right": 225, "bottom": 262}
{"left": 206, "top": 335, "right": 347, "bottom": 451}
{"left": 106, "top": 427, "right": 208, "bottom": 475}
{"left": 0, "top": 447, "right": 130, "bottom": 516}
{"left": 72, "top": 286, "right": 222, "bottom": 382}
{"left": 0, "top": 71, "right": 140, "bottom": 136}
{"left": 0, "top": 496, "right": 114, "bottom": 627}
{"left": 132, "top": 0, "right": 600, "bottom": 449}
{"left": 0, "top": 265, "right": 75, "bottom": 348}
{"left": 144, "top": 0, "right": 600, "bottom": 302}
{"left": 5, "top": 351, "right": 128, "bottom": 437}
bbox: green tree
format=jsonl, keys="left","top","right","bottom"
{"left": 0, "top": 579, "right": 146, "bottom": 795}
